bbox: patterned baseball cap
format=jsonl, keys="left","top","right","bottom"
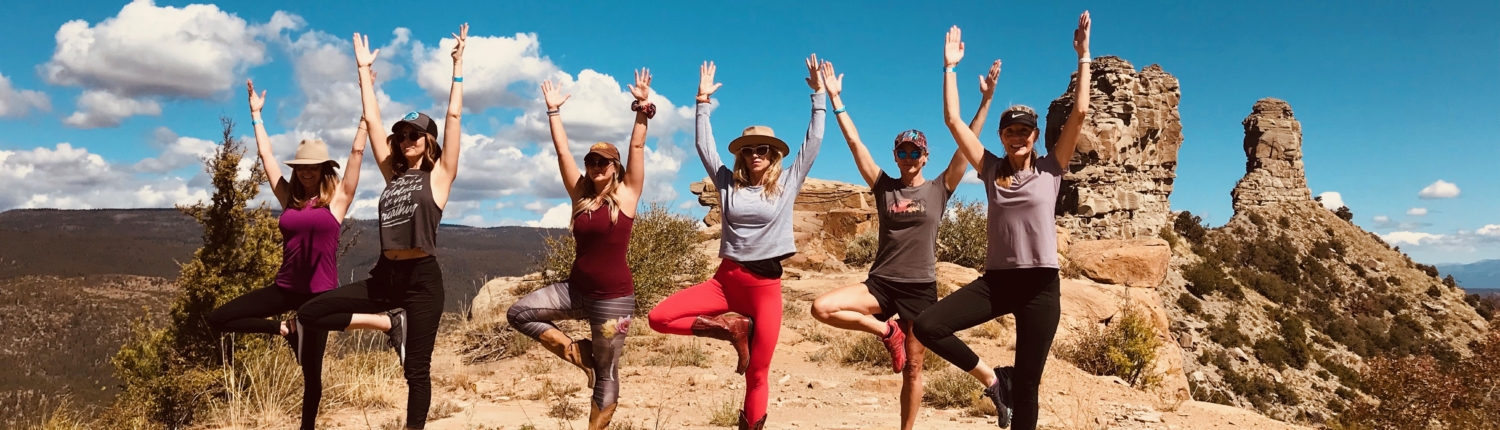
{"left": 894, "top": 129, "right": 927, "bottom": 151}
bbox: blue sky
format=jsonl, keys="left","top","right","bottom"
{"left": 0, "top": 0, "right": 1495, "bottom": 264}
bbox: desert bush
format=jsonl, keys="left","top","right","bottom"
{"left": 456, "top": 319, "right": 534, "bottom": 364}
{"left": 937, "top": 198, "right": 987, "bottom": 270}
{"left": 1056, "top": 302, "right": 1162, "bottom": 388}
{"left": 1426, "top": 284, "right": 1443, "bottom": 298}
{"left": 842, "top": 229, "right": 878, "bottom": 267}
{"left": 922, "top": 367, "right": 984, "bottom": 410}
{"left": 1208, "top": 313, "right": 1251, "bottom": 348}
{"left": 0, "top": 391, "right": 92, "bottom": 430}
{"left": 1182, "top": 260, "right": 1240, "bottom": 299}
{"left": 1172, "top": 211, "right": 1208, "bottom": 245}
{"left": 707, "top": 396, "right": 742, "bottom": 427}
{"left": 107, "top": 118, "right": 283, "bottom": 427}
{"left": 533, "top": 204, "right": 711, "bottom": 313}
{"left": 1464, "top": 293, "right": 1496, "bottom": 321}
{"left": 1335, "top": 329, "right": 1500, "bottom": 429}
{"left": 1176, "top": 293, "right": 1202, "bottom": 314}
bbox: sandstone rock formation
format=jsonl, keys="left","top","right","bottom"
{"left": 690, "top": 177, "right": 877, "bottom": 271}
{"left": 1230, "top": 98, "right": 1313, "bottom": 213}
{"left": 1067, "top": 238, "right": 1171, "bottom": 288}
{"left": 1045, "top": 56, "right": 1184, "bottom": 241}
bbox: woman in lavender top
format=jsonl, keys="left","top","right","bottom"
{"left": 207, "top": 78, "right": 368, "bottom": 430}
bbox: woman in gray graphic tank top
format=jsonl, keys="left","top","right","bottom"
{"left": 806, "top": 59, "right": 1000, "bottom": 430}
{"left": 295, "top": 24, "right": 469, "bottom": 430}
{"left": 912, "top": 13, "right": 1094, "bottom": 430}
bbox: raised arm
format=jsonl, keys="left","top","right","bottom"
{"left": 1051, "top": 11, "right": 1092, "bottom": 170}
{"left": 821, "top": 61, "right": 880, "bottom": 188}
{"left": 433, "top": 23, "right": 467, "bottom": 192}
{"left": 542, "top": 79, "right": 584, "bottom": 201}
{"left": 331, "top": 119, "right": 368, "bottom": 222}
{"left": 621, "top": 68, "right": 652, "bottom": 206}
{"left": 353, "top": 33, "right": 393, "bottom": 183}
{"left": 942, "top": 59, "right": 1001, "bottom": 191}
{"left": 694, "top": 61, "right": 726, "bottom": 181}
{"left": 942, "top": 26, "right": 986, "bottom": 172}
{"left": 247, "top": 80, "right": 289, "bottom": 208}
{"left": 785, "top": 54, "right": 827, "bottom": 189}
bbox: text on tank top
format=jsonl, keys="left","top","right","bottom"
{"left": 379, "top": 169, "right": 441, "bottom": 254}
{"left": 277, "top": 198, "right": 341, "bottom": 293}
{"left": 568, "top": 207, "right": 636, "bottom": 299}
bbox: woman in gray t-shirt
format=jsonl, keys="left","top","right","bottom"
{"left": 807, "top": 60, "right": 999, "bottom": 430}
{"left": 912, "top": 13, "right": 1094, "bottom": 430}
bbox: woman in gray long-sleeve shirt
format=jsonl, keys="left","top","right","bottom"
{"left": 647, "top": 56, "right": 826, "bottom": 429}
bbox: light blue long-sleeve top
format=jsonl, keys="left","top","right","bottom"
{"left": 697, "top": 92, "right": 826, "bottom": 262}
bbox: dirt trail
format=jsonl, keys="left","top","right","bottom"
{"left": 305, "top": 271, "right": 1305, "bottom": 430}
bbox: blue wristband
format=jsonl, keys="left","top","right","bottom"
{"left": 250, "top": 119, "right": 263, "bottom": 125}
{"left": 832, "top": 106, "right": 847, "bottom": 115}
{"left": 453, "top": 76, "right": 464, "bottom": 83}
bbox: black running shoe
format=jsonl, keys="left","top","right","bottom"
{"left": 385, "top": 308, "right": 407, "bottom": 366}
{"left": 983, "top": 366, "right": 1014, "bottom": 428}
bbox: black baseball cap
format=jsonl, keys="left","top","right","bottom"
{"left": 998, "top": 110, "right": 1038, "bottom": 131}
{"left": 393, "top": 111, "right": 440, "bottom": 138}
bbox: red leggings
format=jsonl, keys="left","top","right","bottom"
{"left": 648, "top": 259, "right": 782, "bottom": 423}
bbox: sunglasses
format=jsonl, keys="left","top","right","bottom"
{"left": 739, "top": 145, "right": 774, "bottom": 157}
{"left": 894, "top": 149, "right": 926, "bottom": 160}
{"left": 583, "top": 156, "right": 614, "bottom": 168}
{"left": 397, "top": 130, "right": 425, "bottom": 142}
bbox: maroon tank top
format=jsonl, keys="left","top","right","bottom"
{"left": 276, "top": 199, "right": 340, "bottom": 293}
{"left": 568, "top": 207, "right": 635, "bottom": 299}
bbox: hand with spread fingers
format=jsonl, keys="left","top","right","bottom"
{"left": 979, "top": 60, "right": 1001, "bottom": 99}
{"left": 804, "top": 54, "right": 825, "bottom": 93}
{"left": 697, "top": 61, "right": 722, "bottom": 103}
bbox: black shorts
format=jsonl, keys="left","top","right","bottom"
{"left": 864, "top": 275, "right": 939, "bottom": 323}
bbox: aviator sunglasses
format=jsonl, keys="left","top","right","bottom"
{"left": 894, "top": 149, "right": 926, "bottom": 160}
{"left": 739, "top": 144, "right": 774, "bottom": 157}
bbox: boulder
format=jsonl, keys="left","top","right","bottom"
{"left": 690, "top": 177, "right": 877, "bottom": 271}
{"left": 1067, "top": 238, "right": 1171, "bottom": 288}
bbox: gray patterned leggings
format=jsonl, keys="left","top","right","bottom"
{"left": 506, "top": 282, "right": 634, "bottom": 408}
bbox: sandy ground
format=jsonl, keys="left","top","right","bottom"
{"left": 299, "top": 272, "right": 1306, "bottom": 430}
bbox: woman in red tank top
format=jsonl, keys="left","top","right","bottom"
{"left": 502, "top": 69, "right": 657, "bottom": 429}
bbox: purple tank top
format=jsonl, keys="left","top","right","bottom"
{"left": 276, "top": 199, "right": 341, "bottom": 293}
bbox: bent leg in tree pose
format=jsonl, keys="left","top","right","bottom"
{"left": 647, "top": 55, "right": 827, "bottom": 430}
{"left": 808, "top": 58, "right": 1000, "bottom": 430}
{"left": 206, "top": 77, "right": 368, "bottom": 430}
{"left": 913, "top": 13, "right": 1093, "bottom": 430}
{"left": 296, "top": 24, "right": 468, "bottom": 430}
{"left": 503, "top": 68, "right": 657, "bottom": 429}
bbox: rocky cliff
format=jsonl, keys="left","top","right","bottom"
{"left": 1230, "top": 98, "right": 1313, "bottom": 213}
{"left": 1046, "top": 56, "right": 1184, "bottom": 241}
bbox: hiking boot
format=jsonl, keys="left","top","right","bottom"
{"left": 691, "top": 315, "right": 754, "bottom": 374}
{"left": 983, "top": 366, "right": 1014, "bottom": 428}
{"left": 588, "top": 401, "right": 617, "bottom": 430}
{"left": 539, "top": 330, "right": 596, "bottom": 388}
{"left": 737, "top": 410, "right": 767, "bottom": 430}
{"left": 384, "top": 308, "right": 407, "bottom": 366}
{"left": 880, "top": 318, "right": 907, "bottom": 374}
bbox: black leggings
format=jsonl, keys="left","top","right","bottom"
{"left": 912, "top": 268, "right": 1060, "bottom": 430}
{"left": 207, "top": 285, "right": 329, "bottom": 430}
{"left": 296, "top": 256, "right": 445, "bottom": 430}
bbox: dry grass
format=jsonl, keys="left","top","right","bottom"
{"left": 540, "top": 380, "right": 583, "bottom": 420}
{"left": 200, "top": 330, "right": 404, "bottom": 428}
{"left": 922, "top": 366, "right": 989, "bottom": 417}
{"left": 428, "top": 397, "right": 462, "bottom": 421}
{"left": 1040, "top": 395, "right": 1104, "bottom": 430}
{"left": 706, "top": 395, "right": 742, "bottom": 427}
{"left": 1150, "top": 385, "right": 1190, "bottom": 412}
{"left": 0, "top": 391, "right": 92, "bottom": 430}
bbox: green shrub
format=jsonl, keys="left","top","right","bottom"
{"left": 1183, "top": 261, "right": 1238, "bottom": 299}
{"left": 1426, "top": 284, "right": 1443, "bottom": 298}
{"left": 1056, "top": 302, "right": 1162, "bottom": 388}
{"left": 1248, "top": 211, "right": 1266, "bottom": 227}
{"left": 1252, "top": 338, "right": 1291, "bottom": 370}
{"left": 1208, "top": 313, "right": 1250, "bottom": 348}
{"left": 1176, "top": 293, "right": 1202, "bottom": 314}
{"left": 532, "top": 204, "right": 712, "bottom": 314}
{"left": 843, "top": 229, "right": 878, "bottom": 267}
{"left": 937, "top": 198, "right": 987, "bottom": 270}
{"left": 1173, "top": 211, "right": 1207, "bottom": 245}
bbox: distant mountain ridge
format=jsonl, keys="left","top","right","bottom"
{"left": 0, "top": 208, "right": 559, "bottom": 310}
{"left": 1437, "top": 259, "right": 1500, "bottom": 292}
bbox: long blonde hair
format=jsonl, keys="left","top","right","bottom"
{"left": 732, "top": 150, "right": 784, "bottom": 198}
{"left": 995, "top": 105, "right": 1040, "bottom": 188}
{"left": 288, "top": 162, "right": 338, "bottom": 209}
{"left": 572, "top": 155, "right": 624, "bottom": 226}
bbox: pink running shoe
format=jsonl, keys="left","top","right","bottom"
{"left": 881, "top": 318, "right": 907, "bottom": 373}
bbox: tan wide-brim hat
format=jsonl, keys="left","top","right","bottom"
{"left": 284, "top": 139, "right": 340, "bottom": 168}
{"left": 727, "top": 125, "right": 789, "bottom": 157}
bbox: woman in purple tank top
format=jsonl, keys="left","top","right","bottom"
{"left": 501, "top": 69, "right": 656, "bottom": 430}
{"left": 206, "top": 78, "right": 368, "bottom": 430}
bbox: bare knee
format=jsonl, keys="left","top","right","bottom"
{"left": 809, "top": 296, "right": 839, "bottom": 322}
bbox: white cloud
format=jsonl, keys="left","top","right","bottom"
{"left": 1316, "top": 191, "right": 1344, "bottom": 210}
{"left": 1479, "top": 225, "right": 1500, "bottom": 237}
{"left": 1418, "top": 180, "right": 1460, "bottom": 199}
{"left": 62, "top": 90, "right": 162, "bottom": 128}
{"left": 0, "top": 142, "right": 212, "bottom": 210}
{"left": 1382, "top": 231, "right": 1445, "bottom": 246}
{"left": 43, "top": 0, "right": 293, "bottom": 127}
{"left": 1373, "top": 215, "right": 1390, "bottom": 224}
{"left": 413, "top": 32, "right": 559, "bottom": 111}
{"left": 523, "top": 201, "right": 544, "bottom": 211}
{"left": 0, "top": 73, "right": 50, "bottom": 117}
{"left": 133, "top": 127, "right": 217, "bottom": 173}
{"left": 961, "top": 169, "right": 981, "bottom": 184}
{"left": 523, "top": 203, "right": 572, "bottom": 228}
{"left": 1406, "top": 207, "right": 1428, "bottom": 216}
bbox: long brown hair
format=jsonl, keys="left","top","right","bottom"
{"left": 995, "top": 105, "right": 1040, "bottom": 188}
{"left": 388, "top": 131, "right": 440, "bottom": 179}
{"left": 572, "top": 155, "right": 625, "bottom": 226}
{"left": 288, "top": 162, "right": 338, "bottom": 209}
{"left": 732, "top": 150, "right": 784, "bottom": 198}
